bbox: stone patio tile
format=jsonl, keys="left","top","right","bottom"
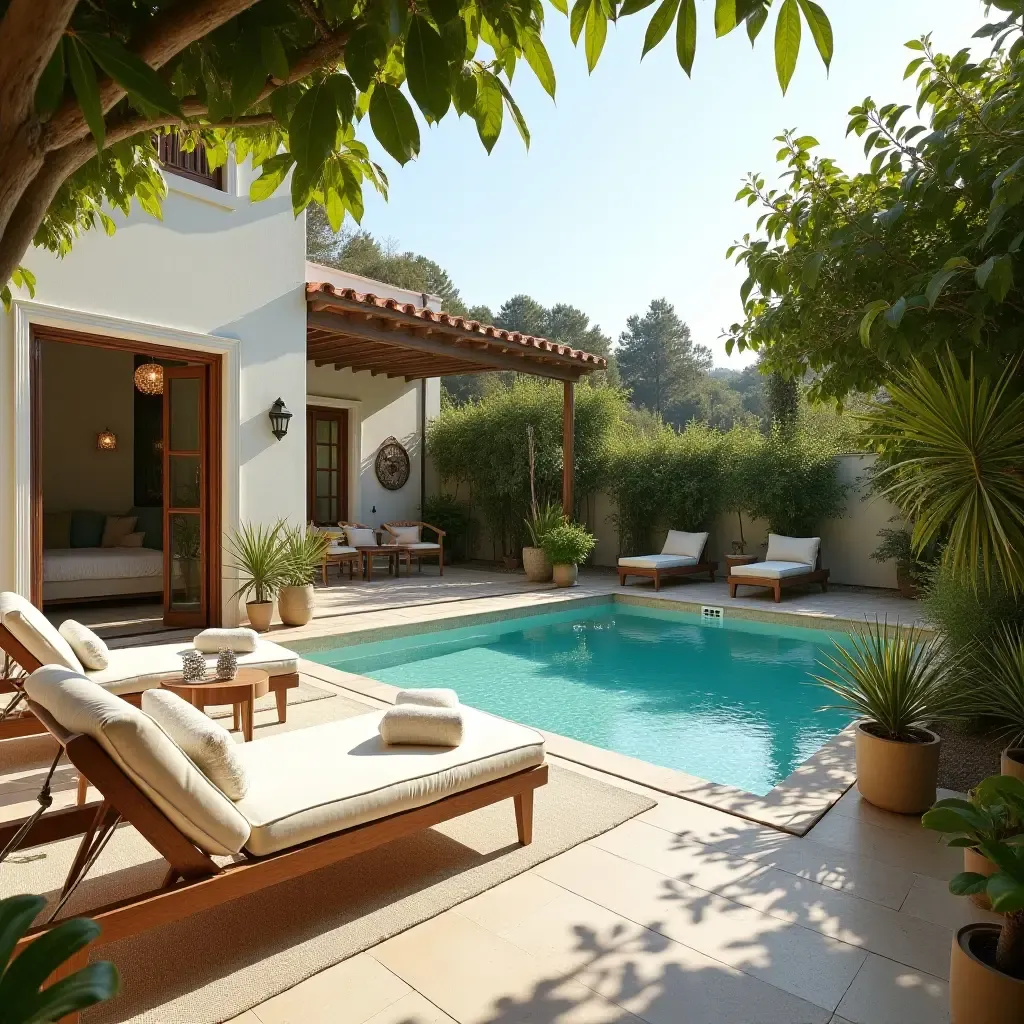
{"left": 828, "top": 786, "right": 955, "bottom": 839}
{"left": 456, "top": 872, "right": 567, "bottom": 934}
{"left": 362, "top": 992, "right": 458, "bottom": 1023}
{"left": 899, "top": 873, "right": 1001, "bottom": 932}
{"left": 834, "top": 953, "right": 949, "bottom": 1024}
{"left": 533, "top": 843, "right": 867, "bottom": 1011}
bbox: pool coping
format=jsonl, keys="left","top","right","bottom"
{"left": 291, "top": 591, "right": 865, "bottom": 835}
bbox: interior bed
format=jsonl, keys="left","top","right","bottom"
{"left": 43, "top": 547, "right": 165, "bottom": 602}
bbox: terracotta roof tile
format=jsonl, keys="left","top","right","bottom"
{"left": 306, "top": 282, "right": 608, "bottom": 370}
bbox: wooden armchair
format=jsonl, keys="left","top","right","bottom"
{"left": 382, "top": 521, "right": 446, "bottom": 576}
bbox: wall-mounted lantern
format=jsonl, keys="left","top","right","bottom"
{"left": 96, "top": 428, "right": 118, "bottom": 452}
{"left": 269, "top": 398, "right": 292, "bottom": 440}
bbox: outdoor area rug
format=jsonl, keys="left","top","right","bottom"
{"left": 205, "top": 676, "right": 335, "bottom": 722}
{"left": 0, "top": 691, "right": 654, "bottom": 1024}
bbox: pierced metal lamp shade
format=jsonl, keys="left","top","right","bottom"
{"left": 134, "top": 362, "right": 164, "bottom": 395}
{"left": 96, "top": 429, "right": 117, "bottom": 451}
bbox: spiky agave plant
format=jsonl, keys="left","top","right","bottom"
{"left": 225, "top": 520, "right": 288, "bottom": 605}
{"left": 969, "top": 623, "right": 1024, "bottom": 747}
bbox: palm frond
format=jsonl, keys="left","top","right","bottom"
{"left": 968, "top": 623, "right": 1024, "bottom": 747}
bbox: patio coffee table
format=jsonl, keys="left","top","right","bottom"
{"left": 359, "top": 545, "right": 411, "bottom": 581}
{"left": 162, "top": 667, "right": 271, "bottom": 742}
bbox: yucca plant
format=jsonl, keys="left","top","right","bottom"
{"left": 968, "top": 623, "right": 1024, "bottom": 747}
{"left": 860, "top": 352, "right": 1024, "bottom": 595}
{"left": 279, "top": 524, "right": 331, "bottom": 587}
{"left": 524, "top": 502, "right": 564, "bottom": 548}
{"left": 0, "top": 895, "right": 119, "bottom": 1023}
{"left": 814, "top": 618, "right": 958, "bottom": 741}
{"left": 225, "top": 520, "right": 288, "bottom": 605}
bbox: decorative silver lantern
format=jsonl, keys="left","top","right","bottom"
{"left": 216, "top": 648, "right": 238, "bottom": 681}
{"left": 180, "top": 648, "right": 207, "bottom": 683}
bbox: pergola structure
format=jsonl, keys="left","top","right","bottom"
{"left": 306, "top": 282, "right": 608, "bottom": 512}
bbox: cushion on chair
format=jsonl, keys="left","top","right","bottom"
{"left": 142, "top": 689, "right": 249, "bottom": 800}
{"left": 379, "top": 704, "right": 464, "bottom": 746}
{"left": 193, "top": 627, "right": 258, "bottom": 654}
{"left": 730, "top": 560, "right": 814, "bottom": 580}
{"left": 24, "top": 666, "right": 250, "bottom": 855}
{"left": 403, "top": 542, "right": 441, "bottom": 552}
{"left": 661, "top": 531, "right": 708, "bottom": 559}
{"left": 58, "top": 620, "right": 109, "bottom": 670}
{"left": 327, "top": 543, "right": 358, "bottom": 555}
{"left": 388, "top": 526, "right": 420, "bottom": 544}
{"left": 618, "top": 554, "right": 698, "bottom": 570}
{"left": 234, "top": 706, "right": 545, "bottom": 856}
{"left": 0, "top": 592, "right": 83, "bottom": 672}
{"left": 765, "top": 534, "right": 820, "bottom": 567}
{"left": 345, "top": 528, "right": 377, "bottom": 547}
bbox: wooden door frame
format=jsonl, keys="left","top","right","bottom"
{"left": 30, "top": 326, "right": 223, "bottom": 626}
{"left": 306, "top": 405, "right": 349, "bottom": 525}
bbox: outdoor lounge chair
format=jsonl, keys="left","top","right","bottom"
{"left": 1, "top": 666, "right": 547, "bottom": 990}
{"left": 382, "top": 521, "right": 446, "bottom": 575}
{"left": 617, "top": 531, "right": 717, "bottom": 591}
{"left": 314, "top": 525, "right": 360, "bottom": 584}
{"left": 0, "top": 592, "right": 299, "bottom": 746}
{"left": 727, "top": 534, "right": 829, "bottom": 603}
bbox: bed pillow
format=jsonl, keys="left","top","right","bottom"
{"left": 345, "top": 527, "right": 377, "bottom": 547}
{"left": 58, "top": 620, "right": 109, "bottom": 671}
{"left": 70, "top": 510, "right": 106, "bottom": 549}
{"left": 43, "top": 511, "right": 72, "bottom": 550}
{"left": 118, "top": 532, "right": 145, "bottom": 548}
{"left": 101, "top": 515, "right": 138, "bottom": 548}
{"left": 142, "top": 689, "right": 250, "bottom": 800}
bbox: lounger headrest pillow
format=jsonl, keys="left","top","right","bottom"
{"left": 396, "top": 688, "right": 459, "bottom": 709}
{"left": 0, "top": 592, "right": 83, "bottom": 673}
{"left": 661, "top": 531, "right": 708, "bottom": 559}
{"left": 765, "top": 534, "right": 820, "bottom": 568}
{"left": 24, "top": 666, "right": 250, "bottom": 856}
{"left": 58, "top": 620, "right": 109, "bottom": 671}
{"left": 379, "top": 704, "right": 464, "bottom": 746}
{"left": 193, "top": 627, "right": 258, "bottom": 654}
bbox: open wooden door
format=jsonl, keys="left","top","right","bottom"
{"left": 163, "top": 365, "right": 208, "bottom": 627}
{"left": 307, "top": 406, "right": 349, "bottom": 525}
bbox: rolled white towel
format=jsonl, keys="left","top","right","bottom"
{"left": 379, "top": 704, "right": 464, "bottom": 747}
{"left": 194, "top": 627, "right": 258, "bottom": 654}
{"left": 396, "top": 687, "right": 459, "bottom": 709}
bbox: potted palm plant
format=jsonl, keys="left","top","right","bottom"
{"left": 967, "top": 624, "right": 1024, "bottom": 781}
{"left": 278, "top": 524, "right": 330, "bottom": 627}
{"left": 226, "top": 520, "right": 287, "bottom": 632}
{"left": 523, "top": 502, "right": 562, "bottom": 583}
{"left": 923, "top": 775, "right": 1024, "bottom": 1022}
{"left": 541, "top": 520, "right": 596, "bottom": 588}
{"left": 814, "top": 618, "right": 957, "bottom": 814}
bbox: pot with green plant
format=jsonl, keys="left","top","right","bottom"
{"left": 923, "top": 775, "right": 1024, "bottom": 1023}
{"left": 523, "top": 502, "right": 562, "bottom": 583}
{"left": 968, "top": 624, "right": 1024, "bottom": 782}
{"left": 814, "top": 618, "right": 957, "bottom": 814}
{"left": 278, "top": 524, "right": 330, "bottom": 627}
{"left": 871, "top": 525, "right": 923, "bottom": 599}
{"left": 541, "top": 520, "right": 596, "bottom": 588}
{"left": 226, "top": 520, "right": 287, "bottom": 632}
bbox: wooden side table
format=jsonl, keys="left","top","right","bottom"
{"left": 725, "top": 554, "right": 759, "bottom": 572}
{"left": 360, "top": 545, "right": 411, "bottom": 581}
{"left": 163, "top": 667, "right": 270, "bottom": 742}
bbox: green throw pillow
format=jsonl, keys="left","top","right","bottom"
{"left": 70, "top": 510, "right": 106, "bottom": 548}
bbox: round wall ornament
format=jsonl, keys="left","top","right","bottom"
{"left": 375, "top": 436, "right": 411, "bottom": 490}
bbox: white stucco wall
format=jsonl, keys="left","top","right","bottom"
{"left": 0, "top": 160, "right": 308, "bottom": 621}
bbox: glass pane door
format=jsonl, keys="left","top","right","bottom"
{"left": 307, "top": 408, "right": 348, "bottom": 525}
{"left": 163, "top": 366, "right": 207, "bottom": 626}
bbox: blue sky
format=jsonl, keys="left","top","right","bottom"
{"left": 354, "top": 1, "right": 987, "bottom": 366}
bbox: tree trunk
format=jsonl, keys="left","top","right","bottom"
{"left": 996, "top": 909, "right": 1024, "bottom": 979}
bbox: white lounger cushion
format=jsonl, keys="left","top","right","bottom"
{"left": 765, "top": 534, "right": 820, "bottom": 567}
{"left": 24, "top": 667, "right": 250, "bottom": 855}
{"left": 0, "top": 592, "right": 83, "bottom": 673}
{"left": 84, "top": 639, "right": 298, "bottom": 696}
{"left": 193, "top": 627, "right": 258, "bottom": 654}
{"left": 730, "top": 560, "right": 814, "bottom": 580}
{"left": 662, "top": 531, "right": 708, "bottom": 559}
{"left": 235, "top": 706, "right": 544, "bottom": 856}
{"left": 58, "top": 620, "right": 109, "bottom": 670}
{"left": 618, "top": 554, "right": 697, "bottom": 570}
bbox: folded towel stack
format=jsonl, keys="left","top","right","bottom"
{"left": 380, "top": 688, "right": 464, "bottom": 746}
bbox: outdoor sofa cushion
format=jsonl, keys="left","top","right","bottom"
{"left": 730, "top": 560, "right": 814, "bottom": 580}
{"left": 58, "top": 619, "right": 110, "bottom": 670}
{"left": 24, "top": 666, "right": 251, "bottom": 855}
{"left": 402, "top": 542, "right": 441, "bottom": 552}
{"left": 345, "top": 528, "right": 377, "bottom": 547}
{"left": 765, "top": 534, "right": 820, "bottom": 567}
{"left": 388, "top": 526, "right": 420, "bottom": 544}
{"left": 234, "top": 706, "right": 545, "bottom": 856}
{"left": 0, "top": 592, "right": 83, "bottom": 673}
{"left": 327, "top": 543, "right": 358, "bottom": 555}
{"left": 661, "top": 531, "right": 708, "bottom": 559}
{"left": 618, "top": 554, "right": 697, "bottom": 570}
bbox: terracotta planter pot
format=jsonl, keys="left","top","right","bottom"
{"left": 965, "top": 847, "right": 999, "bottom": 912}
{"left": 1001, "top": 747, "right": 1024, "bottom": 781}
{"left": 950, "top": 923, "right": 1024, "bottom": 1023}
{"left": 552, "top": 563, "right": 578, "bottom": 588}
{"left": 522, "top": 546, "right": 552, "bottom": 583}
{"left": 246, "top": 601, "right": 273, "bottom": 633}
{"left": 501, "top": 555, "right": 520, "bottom": 571}
{"left": 854, "top": 721, "right": 940, "bottom": 815}
{"left": 896, "top": 565, "right": 920, "bottom": 599}
{"left": 278, "top": 584, "right": 315, "bottom": 627}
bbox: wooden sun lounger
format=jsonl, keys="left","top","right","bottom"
{"left": 617, "top": 560, "right": 718, "bottom": 591}
{"left": 4, "top": 699, "right": 548, "bottom": 1019}
{"left": 727, "top": 566, "right": 830, "bottom": 603}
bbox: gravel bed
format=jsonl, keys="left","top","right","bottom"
{"left": 933, "top": 721, "right": 1004, "bottom": 793}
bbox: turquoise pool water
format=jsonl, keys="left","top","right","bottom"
{"left": 307, "top": 603, "right": 852, "bottom": 796}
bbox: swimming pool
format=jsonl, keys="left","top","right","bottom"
{"left": 307, "top": 602, "right": 852, "bottom": 796}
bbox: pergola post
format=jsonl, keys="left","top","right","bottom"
{"left": 562, "top": 379, "right": 575, "bottom": 516}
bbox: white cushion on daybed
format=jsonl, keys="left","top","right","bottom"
{"left": 24, "top": 666, "right": 250, "bottom": 856}
{"left": 765, "top": 534, "right": 820, "bottom": 567}
{"left": 730, "top": 560, "right": 814, "bottom": 580}
{"left": 234, "top": 706, "right": 545, "bottom": 856}
{"left": 618, "top": 554, "right": 698, "bottom": 570}
{"left": 0, "top": 592, "right": 83, "bottom": 673}
{"left": 662, "top": 531, "right": 708, "bottom": 559}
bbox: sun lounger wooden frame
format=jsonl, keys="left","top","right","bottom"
{"left": 617, "top": 560, "right": 718, "bottom": 591}
{"left": 4, "top": 698, "right": 547, "bottom": 1019}
{"left": 727, "top": 559, "right": 830, "bottom": 603}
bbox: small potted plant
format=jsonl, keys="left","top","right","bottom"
{"left": 541, "top": 520, "right": 596, "bottom": 588}
{"left": 814, "top": 618, "right": 957, "bottom": 814}
{"left": 922, "top": 776, "right": 1024, "bottom": 911}
{"left": 968, "top": 624, "right": 1024, "bottom": 781}
{"left": 226, "top": 520, "right": 287, "bottom": 632}
{"left": 924, "top": 775, "right": 1024, "bottom": 1022}
{"left": 278, "top": 524, "right": 329, "bottom": 627}
{"left": 523, "top": 502, "right": 562, "bottom": 583}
